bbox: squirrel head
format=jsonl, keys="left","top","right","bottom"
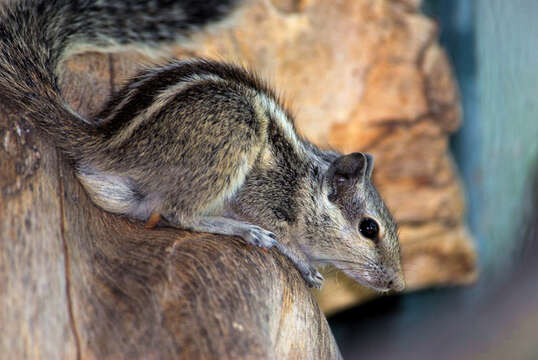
{"left": 301, "top": 152, "right": 405, "bottom": 292}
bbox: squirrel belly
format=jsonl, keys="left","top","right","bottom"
{"left": 0, "top": 0, "right": 404, "bottom": 291}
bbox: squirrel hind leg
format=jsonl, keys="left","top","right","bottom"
{"left": 76, "top": 166, "right": 159, "bottom": 220}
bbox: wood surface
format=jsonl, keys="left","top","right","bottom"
{"left": 0, "top": 51, "right": 341, "bottom": 359}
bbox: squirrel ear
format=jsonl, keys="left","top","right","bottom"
{"left": 327, "top": 153, "right": 373, "bottom": 201}
{"left": 329, "top": 152, "right": 372, "bottom": 181}
{"left": 364, "top": 153, "right": 374, "bottom": 179}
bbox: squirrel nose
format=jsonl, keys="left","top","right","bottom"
{"left": 388, "top": 273, "right": 406, "bottom": 292}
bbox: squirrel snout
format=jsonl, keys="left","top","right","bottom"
{"left": 388, "top": 273, "right": 406, "bottom": 292}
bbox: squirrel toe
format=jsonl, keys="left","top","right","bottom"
{"left": 243, "top": 225, "right": 278, "bottom": 248}
{"left": 304, "top": 266, "right": 324, "bottom": 289}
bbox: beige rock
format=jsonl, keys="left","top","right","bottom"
{"left": 169, "top": 0, "right": 476, "bottom": 313}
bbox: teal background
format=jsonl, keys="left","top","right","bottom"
{"left": 424, "top": 0, "right": 538, "bottom": 283}
{"left": 474, "top": 0, "right": 538, "bottom": 274}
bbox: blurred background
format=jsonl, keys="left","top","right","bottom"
{"left": 2, "top": 0, "right": 536, "bottom": 358}
{"left": 328, "top": 1, "right": 538, "bottom": 359}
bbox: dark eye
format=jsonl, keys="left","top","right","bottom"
{"left": 359, "top": 218, "right": 379, "bottom": 240}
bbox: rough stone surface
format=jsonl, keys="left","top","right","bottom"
{"left": 171, "top": 0, "right": 476, "bottom": 313}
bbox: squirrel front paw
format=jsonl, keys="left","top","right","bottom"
{"left": 303, "top": 265, "right": 324, "bottom": 289}
{"left": 242, "top": 225, "right": 278, "bottom": 248}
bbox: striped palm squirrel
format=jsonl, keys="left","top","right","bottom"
{"left": 0, "top": 0, "right": 404, "bottom": 291}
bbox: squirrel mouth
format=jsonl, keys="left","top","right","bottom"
{"left": 312, "top": 258, "right": 405, "bottom": 292}
{"left": 337, "top": 266, "right": 402, "bottom": 293}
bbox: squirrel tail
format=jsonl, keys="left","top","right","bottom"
{"left": 0, "top": 0, "right": 240, "bottom": 159}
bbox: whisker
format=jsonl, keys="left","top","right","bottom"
{"left": 331, "top": 263, "right": 379, "bottom": 271}
{"left": 336, "top": 268, "right": 378, "bottom": 274}
{"left": 313, "top": 257, "right": 373, "bottom": 265}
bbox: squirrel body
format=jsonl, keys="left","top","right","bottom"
{"left": 0, "top": 0, "right": 404, "bottom": 291}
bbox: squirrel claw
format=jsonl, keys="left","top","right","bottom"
{"left": 243, "top": 225, "right": 278, "bottom": 249}
{"left": 304, "top": 266, "right": 324, "bottom": 289}
{"left": 145, "top": 211, "right": 162, "bottom": 229}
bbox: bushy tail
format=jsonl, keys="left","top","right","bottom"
{"left": 0, "top": 0, "right": 239, "bottom": 159}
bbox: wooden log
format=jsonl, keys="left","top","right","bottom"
{"left": 0, "top": 52, "right": 341, "bottom": 359}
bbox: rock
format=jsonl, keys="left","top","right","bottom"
{"left": 168, "top": 0, "right": 477, "bottom": 313}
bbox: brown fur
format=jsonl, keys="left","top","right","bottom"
{"left": 0, "top": 0, "right": 404, "bottom": 290}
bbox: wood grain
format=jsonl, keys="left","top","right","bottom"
{"left": 0, "top": 52, "right": 341, "bottom": 359}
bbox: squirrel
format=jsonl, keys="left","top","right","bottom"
{"left": 0, "top": 0, "right": 404, "bottom": 291}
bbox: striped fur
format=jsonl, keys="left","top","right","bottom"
{"left": 0, "top": 0, "right": 403, "bottom": 290}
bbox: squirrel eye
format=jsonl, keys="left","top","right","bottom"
{"left": 359, "top": 218, "right": 379, "bottom": 241}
